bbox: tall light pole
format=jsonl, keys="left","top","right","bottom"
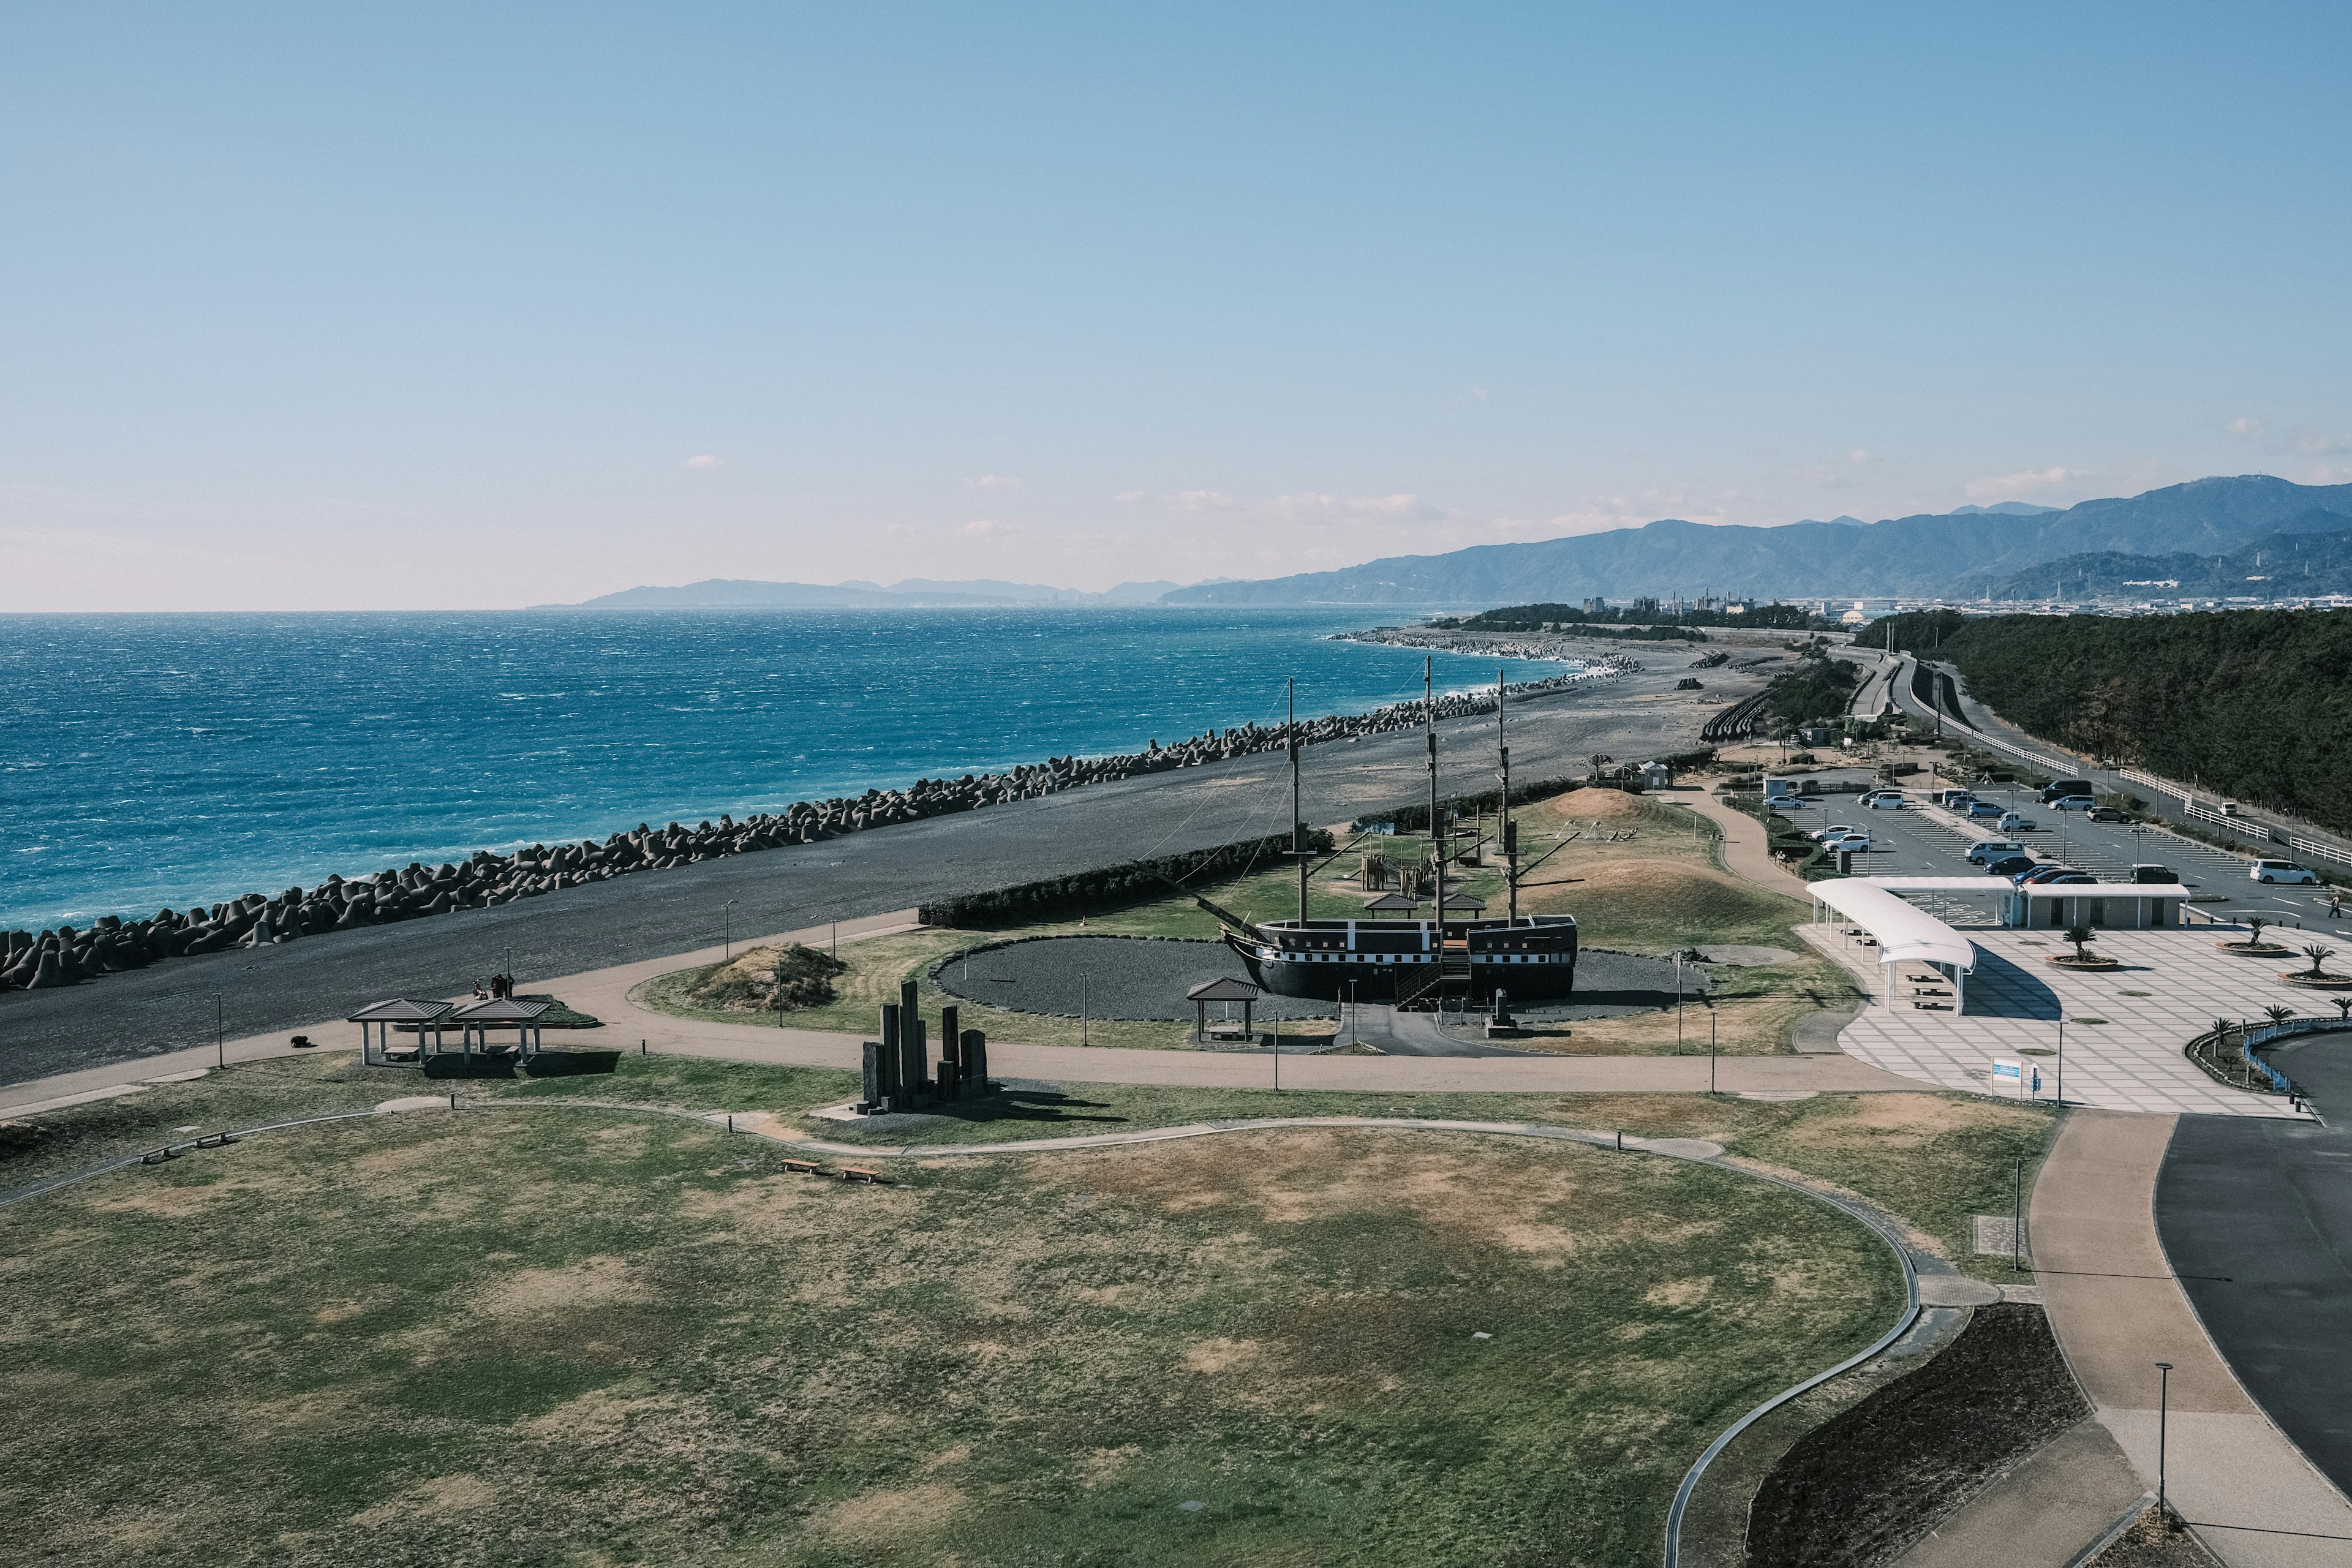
{"left": 2156, "top": 1362, "right": 2174, "bottom": 1523}
{"left": 213, "top": 992, "right": 224, "bottom": 1069}
{"left": 2056, "top": 1016, "right": 2067, "bottom": 1106}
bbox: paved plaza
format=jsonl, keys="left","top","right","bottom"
{"left": 1803, "top": 922, "right": 2326, "bottom": 1118}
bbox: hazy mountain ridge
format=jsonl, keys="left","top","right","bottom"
{"left": 1161, "top": 477, "right": 2352, "bottom": 606}
{"left": 1948, "top": 519, "right": 2352, "bottom": 600}
{"left": 545, "top": 577, "right": 1183, "bottom": 609}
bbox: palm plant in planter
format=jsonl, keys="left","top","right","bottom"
{"left": 2301, "top": 943, "right": 2338, "bottom": 980}
{"left": 2060, "top": 922, "right": 2103, "bottom": 965}
{"left": 2263, "top": 1004, "right": 2297, "bottom": 1028}
{"left": 2247, "top": 916, "right": 2270, "bottom": 948}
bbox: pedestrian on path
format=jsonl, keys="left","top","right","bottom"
{"left": 2031, "top": 1065, "right": 2043, "bottom": 1099}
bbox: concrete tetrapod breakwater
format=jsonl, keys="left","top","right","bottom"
{"left": 0, "top": 662, "right": 1629, "bottom": 1000}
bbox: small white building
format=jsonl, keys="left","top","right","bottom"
{"left": 1638, "top": 760, "right": 1672, "bottom": 790}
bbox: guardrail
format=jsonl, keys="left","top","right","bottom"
{"left": 2182, "top": 799, "right": 2280, "bottom": 844}
{"left": 2287, "top": 835, "right": 2352, "bottom": 870}
{"left": 2118, "top": 767, "right": 2182, "bottom": 800}
{"left": 2182, "top": 1017, "right": 2347, "bottom": 1097}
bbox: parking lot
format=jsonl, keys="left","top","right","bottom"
{"left": 1774, "top": 771, "right": 2348, "bottom": 937}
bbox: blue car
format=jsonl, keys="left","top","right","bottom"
{"left": 1965, "top": 800, "right": 2007, "bottom": 820}
{"left": 1984, "top": 854, "right": 2037, "bottom": 877}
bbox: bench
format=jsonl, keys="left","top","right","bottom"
{"left": 839, "top": 1166, "right": 889, "bottom": 1184}
{"left": 781, "top": 1158, "right": 821, "bottom": 1175}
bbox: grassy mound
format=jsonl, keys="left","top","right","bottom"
{"left": 682, "top": 942, "right": 850, "bottom": 1013}
{"left": 1526, "top": 858, "right": 1805, "bottom": 952}
{"left": 1, "top": 1110, "right": 1903, "bottom": 1566}
{"left": 1533, "top": 786, "right": 1653, "bottom": 823}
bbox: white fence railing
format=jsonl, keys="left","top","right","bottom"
{"left": 2288, "top": 835, "right": 2352, "bottom": 869}
{"left": 2119, "top": 767, "right": 2182, "bottom": 801}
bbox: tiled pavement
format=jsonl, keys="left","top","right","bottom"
{"left": 1800, "top": 923, "right": 2325, "bottom": 1118}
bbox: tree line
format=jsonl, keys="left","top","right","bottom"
{"left": 1877, "top": 608, "right": 2352, "bottom": 835}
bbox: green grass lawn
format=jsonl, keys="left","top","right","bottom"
{"left": 7, "top": 1053, "right": 2054, "bottom": 1289}
{"left": 2, "top": 1087, "right": 1907, "bottom": 1566}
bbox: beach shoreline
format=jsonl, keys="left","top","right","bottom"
{"left": 0, "top": 653, "right": 1766, "bottom": 1086}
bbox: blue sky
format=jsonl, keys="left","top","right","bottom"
{"left": 4, "top": 3, "right": 2348, "bottom": 608}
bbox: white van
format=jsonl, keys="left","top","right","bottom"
{"left": 1967, "top": 839, "right": 2025, "bottom": 864}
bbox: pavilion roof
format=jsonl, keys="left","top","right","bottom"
{"left": 1362, "top": 892, "right": 1422, "bottom": 910}
{"left": 448, "top": 996, "right": 554, "bottom": 1022}
{"left": 346, "top": 998, "right": 456, "bottom": 1023}
{"left": 1186, "top": 976, "right": 1261, "bottom": 1002}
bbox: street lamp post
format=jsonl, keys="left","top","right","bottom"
{"left": 213, "top": 992, "right": 224, "bottom": 1069}
{"left": 2156, "top": 1362, "right": 2174, "bottom": 1524}
{"left": 2012, "top": 1156, "right": 2024, "bottom": 1272}
{"left": 1675, "top": 952, "right": 1684, "bottom": 1049}
{"left": 1082, "top": 974, "right": 1090, "bottom": 1047}
{"left": 2056, "top": 1016, "right": 2067, "bottom": 1106}
{"left": 1708, "top": 1000, "right": 1717, "bottom": 1093}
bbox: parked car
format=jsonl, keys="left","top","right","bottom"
{"left": 1965, "top": 800, "right": 2007, "bottom": 820}
{"left": 2088, "top": 806, "right": 2131, "bottom": 823}
{"left": 2051, "top": 793, "right": 2095, "bottom": 812}
{"left": 1998, "top": 812, "right": 2037, "bottom": 833}
{"left": 1933, "top": 790, "right": 1978, "bottom": 809}
{"left": 1822, "top": 834, "right": 1875, "bottom": 853}
{"left": 2250, "top": 859, "right": 2321, "bottom": 886}
{"left": 2037, "top": 872, "right": 2097, "bottom": 885}
{"left": 2014, "top": 864, "right": 2084, "bottom": 885}
{"left": 1967, "top": 839, "right": 2026, "bottom": 864}
{"left": 1860, "top": 790, "right": 1905, "bottom": 809}
{"left": 2040, "top": 780, "right": 2094, "bottom": 804}
{"left": 1985, "top": 853, "right": 2038, "bottom": 877}
{"left": 1807, "top": 823, "right": 1858, "bottom": 842}
{"left": 2132, "top": 864, "right": 2179, "bottom": 884}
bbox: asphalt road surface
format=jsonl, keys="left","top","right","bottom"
{"left": 2157, "top": 1034, "right": 2352, "bottom": 1496}
{"left": 0, "top": 665, "right": 1744, "bottom": 1087}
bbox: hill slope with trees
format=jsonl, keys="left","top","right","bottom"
{"left": 1878, "top": 608, "right": 2352, "bottom": 835}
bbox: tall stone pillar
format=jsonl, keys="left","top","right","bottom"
{"left": 878, "top": 1003, "right": 902, "bottom": 1109}
{"left": 962, "top": 1028, "right": 989, "bottom": 1099}
{"left": 902, "top": 1014, "right": 927, "bottom": 1107}
{"left": 860, "top": 1041, "right": 884, "bottom": 1112}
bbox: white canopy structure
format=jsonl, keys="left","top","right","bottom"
{"left": 1809, "top": 879, "right": 1980, "bottom": 1012}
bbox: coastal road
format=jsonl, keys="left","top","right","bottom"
{"left": 0, "top": 662, "right": 1749, "bottom": 1087}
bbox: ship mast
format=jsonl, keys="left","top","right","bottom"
{"left": 1427, "top": 657, "right": 1445, "bottom": 933}
{"left": 1289, "top": 677, "right": 1306, "bottom": 925}
{"left": 1499, "top": 667, "right": 1515, "bottom": 921}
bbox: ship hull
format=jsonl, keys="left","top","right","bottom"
{"left": 1223, "top": 914, "right": 1578, "bottom": 1005}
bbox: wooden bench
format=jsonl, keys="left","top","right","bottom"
{"left": 839, "top": 1166, "right": 889, "bottom": 1184}
{"left": 781, "top": 1158, "right": 821, "bottom": 1175}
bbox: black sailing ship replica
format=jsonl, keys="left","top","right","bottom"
{"left": 1199, "top": 665, "right": 1578, "bottom": 1011}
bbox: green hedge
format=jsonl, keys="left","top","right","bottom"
{"left": 917, "top": 830, "right": 1335, "bottom": 928}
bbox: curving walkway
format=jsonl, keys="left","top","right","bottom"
{"left": 2033, "top": 1110, "right": 2352, "bottom": 1566}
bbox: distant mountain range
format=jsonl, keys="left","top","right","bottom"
{"left": 1161, "top": 477, "right": 2352, "bottom": 606}
{"left": 546, "top": 477, "right": 2352, "bottom": 614}
{"left": 544, "top": 577, "right": 1183, "bottom": 610}
{"left": 1950, "top": 521, "right": 2352, "bottom": 601}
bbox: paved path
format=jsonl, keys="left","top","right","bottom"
{"left": 1893, "top": 1419, "right": 2147, "bottom": 1568}
{"left": 0, "top": 907, "right": 1927, "bottom": 1113}
{"left": 2032, "top": 1110, "right": 2352, "bottom": 1566}
{"left": 1683, "top": 787, "right": 1809, "bottom": 891}
{"left": 1799, "top": 924, "right": 2302, "bottom": 1119}
{"left": 2157, "top": 1035, "right": 2352, "bottom": 1498}
{"left": 0, "top": 666, "right": 1763, "bottom": 1087}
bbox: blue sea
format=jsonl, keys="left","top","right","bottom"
{"left": 0, "top": 609, "right": 1575, "bottom": 932}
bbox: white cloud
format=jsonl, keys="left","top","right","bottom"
{"left": 1114, "top": 490, "right": 1148, "bottom": 503}
{"left": 963, "top": 519, "right": 996, "bottom": 536}
{"left": 1258, "top": 492, "right": 1446, "bottom": 523}
{"left": 1167, "top": 490, "right": 1241, "bottom": 512}
{"left": 685, "top": 453, "right": 722, "bottom": 469}
{"left": 1966, "top": 466, "right": 2079, "bottom": 502}
{"left": 2225, "top": 417, "right": 2348, "bottom": 458}
{"left": 1849, "top": 450, "right": 1875, "bottom": 466}
{"left": 964, "top": 473, "right": 1023, "bottom": 489}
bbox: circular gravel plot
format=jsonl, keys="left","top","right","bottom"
{"left": 1509, "top": 949, "right": 1708, "bottom": 1020}
{"left": 933, "top": 935, "right": 1336, "bottom": 1020}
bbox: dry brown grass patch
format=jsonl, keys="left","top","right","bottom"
{"left": 815, "top": 1482, "right": 966, "bottom": 1544}
{"left": 476, "top": 1256, "right": 647, "bottom": 1317}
